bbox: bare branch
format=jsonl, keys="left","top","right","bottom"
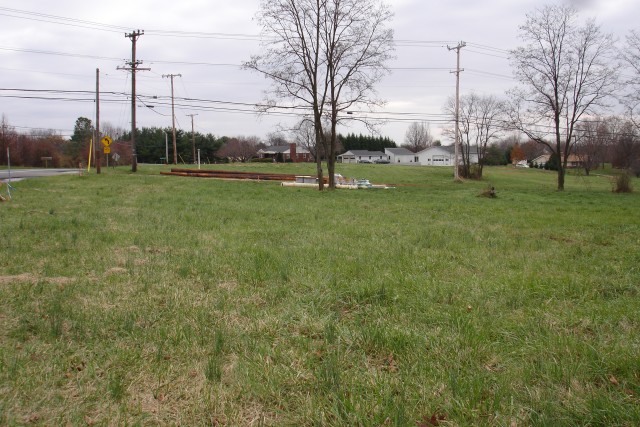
{"left": 246, "top": 0, "right": 394, "bottom": 189}
{"left": 508, "top": 4, "right": 618, "bottom": 190}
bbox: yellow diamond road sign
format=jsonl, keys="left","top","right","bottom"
{"left": 101, "top": 136, "right": 113, "bottom": 147}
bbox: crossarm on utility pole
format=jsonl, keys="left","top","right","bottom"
{"left": 118, "top": 30, "right": 150, "bottom": 172}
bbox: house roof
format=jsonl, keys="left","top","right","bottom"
{"left": 258, "top": 145, "right": 311, "bottom": 155}
{"left": 532, "top": 154, "right": 550, "bottom": 163}
{"left": 259, "top": 145, "right": 290, "bottom": 154}
{"left": 531, "top": 154, "right": 584, "bottom": 163}
{"left": 385, "top": 147, "right": 415, "bottom": 156}
{"left": 417, "top": 145, "right": 478, "bottom": 155}
{"left": 340, "top": 150, "right": 387, "bottom": 157}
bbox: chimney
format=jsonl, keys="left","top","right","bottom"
{"left": 289, "top": 143, "right": 297, "bottom": 162}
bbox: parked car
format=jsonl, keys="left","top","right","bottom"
{"left": 358, "top": 160, "right": 372, "bottom": 164}
{"left": 374, "top": 159, "right": 390, "bottom": 164}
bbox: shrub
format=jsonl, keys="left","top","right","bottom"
{"left": 612, "top": 172, "right": 633, "bottom": 193}
{"left": 631, "top": 160, "right": 640, "bottom": 178}
{"left": 459, "top": 164, "right": 483, "bottom": 180}
{"left": 547, "top": 153, "right": 559, "bottom": 171}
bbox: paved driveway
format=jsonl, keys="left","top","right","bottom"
{"left": 0, "top": 168, "right": 80, "bottom": 182}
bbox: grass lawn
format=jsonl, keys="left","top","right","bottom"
{"left": 0, "top": 164, "right": 639, "bottom": 426}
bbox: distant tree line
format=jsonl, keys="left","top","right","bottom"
{"left": 0, "top": 115, "right": 253, "bottom": 167}
{"left": 5, "top": 112, "right": 637, "bottom": 175}
{"left": 124, "top": 127, "right": 225, "bottom": 164}
{"left": 0, "top": 115, "right": 69, "bottom": 167}
{"left": 339, "top": 133, "right": 397, "bottom": 152}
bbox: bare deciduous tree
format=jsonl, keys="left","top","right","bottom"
{"left": 403, "top": 122, "right": 433, "bottom": 153}
{"left": 216, "top": 136, "right": 260, "bottom": 162}
{"left": 292, "top": 118, "right": 327, "bottom": 161}
{"left": 574, "top": 117, "right": 608, "bottom": 175}
{"left": 622, "top": 30, "right": 640, "bottom": 130}
{"left": 520, "top": 139, "right": 546, "bottom": 162}
{"left": 508, "top": 4, "right": 618, "bottom": 190}
{"left": 266, "top": 132, "right": 288, "bottom": 146}
{"left": 607, "top": 116, "right": 640, "bottom": 171}
{"left": 246, "top": 0, "right": 394, "bottom": 189}
{"left": 1, "top": 114, "right": 15, "bottom": 165}
{"left": 444, "top": 93, "right": 505, "bottom": 178}
{"left": 101, "top": 122, "right": 127, "bottom": 142}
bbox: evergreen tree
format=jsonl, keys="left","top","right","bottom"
{"left": 339, "top": 133, "right": 396, "bottom": 152}
{"left": 67, "top": 117, "right": 93, "bottom": 163}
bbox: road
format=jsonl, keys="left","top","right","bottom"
{"left": 0, "top": 168, "right": 81, "bottom": 182}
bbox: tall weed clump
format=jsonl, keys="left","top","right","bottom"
{"left": 612, "top": 172, "right": 633, "bottom": 193}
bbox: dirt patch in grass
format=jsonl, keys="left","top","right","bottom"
{"left": 218, "top": 281, "right": 238, "bottom": 291}
{"left": 128, "top": 368, "right": 210, "bottom": 424}
{"left": 0, "top": 274, "right": 74, "bottom": 285}
{"left": 0, "top": 273, "right": 37, "bottom": 284}
{"left": 105, "top": 267, "right": 128, "bottom": 275}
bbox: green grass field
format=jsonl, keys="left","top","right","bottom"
{"left": 1, "top": 164, "right": 638, "bottom": 426}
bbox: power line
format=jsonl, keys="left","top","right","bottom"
{"left": 466, "top": 69, "right": 514, "bottom": 80}
{"left": 14, "top": 88, "right": 627, "bottom": 134}
{"left": 467, "top": 49, "right": 509, "bottom": 60}
{"left": 0, "top": 46, "right": 241, "bottom": 67}
{"left": 0, "top": 46, "right": 124, "bottom": 62}
{"left": 0, "top": 7, "right": 513, "bottom": 52}
{"left": 0, "top": 7, "right": 262, "bottom": 40}
{"left": 0, "top": 8, "right": 126, "bottom": 33}
{"left": 466, "top": 42, "right": 509, "bottom": 54}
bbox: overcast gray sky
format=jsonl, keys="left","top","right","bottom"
{"left": 1, "top": 0, "right": 638, "bottom": 145}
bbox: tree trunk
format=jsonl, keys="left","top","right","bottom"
{"left": 326, "top": 103, "right": 338, "bottom": 190}
{"left": 315, "top": 128, "right": 325, "bottom": 191}
{"left": 557, "top": 165, "right": 565, "bottom": 191}
{"left": 316, "top": 158, "right": 324, "bottom": 191}
{"left": 328, "top": 132, "right": 336, "bottom": 190}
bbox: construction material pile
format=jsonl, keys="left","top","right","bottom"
{"left": 160, "top": 168, "right": 328, "bottom": 183}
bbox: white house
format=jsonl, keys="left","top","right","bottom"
{"left": 531, "top": 154, "right": 549, "bottom": 166}
{"left": 385, "top": 147, "right": 418, "bottom": 165}
{"left": 416, "top": 145, "right": 479, "bottom": 166}
{"left": 338, "top": 150, "right": 389, "bottom": 164}
{"left": 530, "top": 153, "right": 585, "bottom": 168}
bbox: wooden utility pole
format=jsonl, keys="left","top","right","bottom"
{"left": 448, "top": 41, "right": 465, "bottom": 181}
{"left": 119, "top": 30, "right": 149, "bottom": 172}
{"left": 187, "top": 113, "right": 198, "bottom": 163}
{"left": 163, "top": 73, "right": 181, "bottom": 164}
{"left": 95, "top": 68, "right": 101, "bottom": 174}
